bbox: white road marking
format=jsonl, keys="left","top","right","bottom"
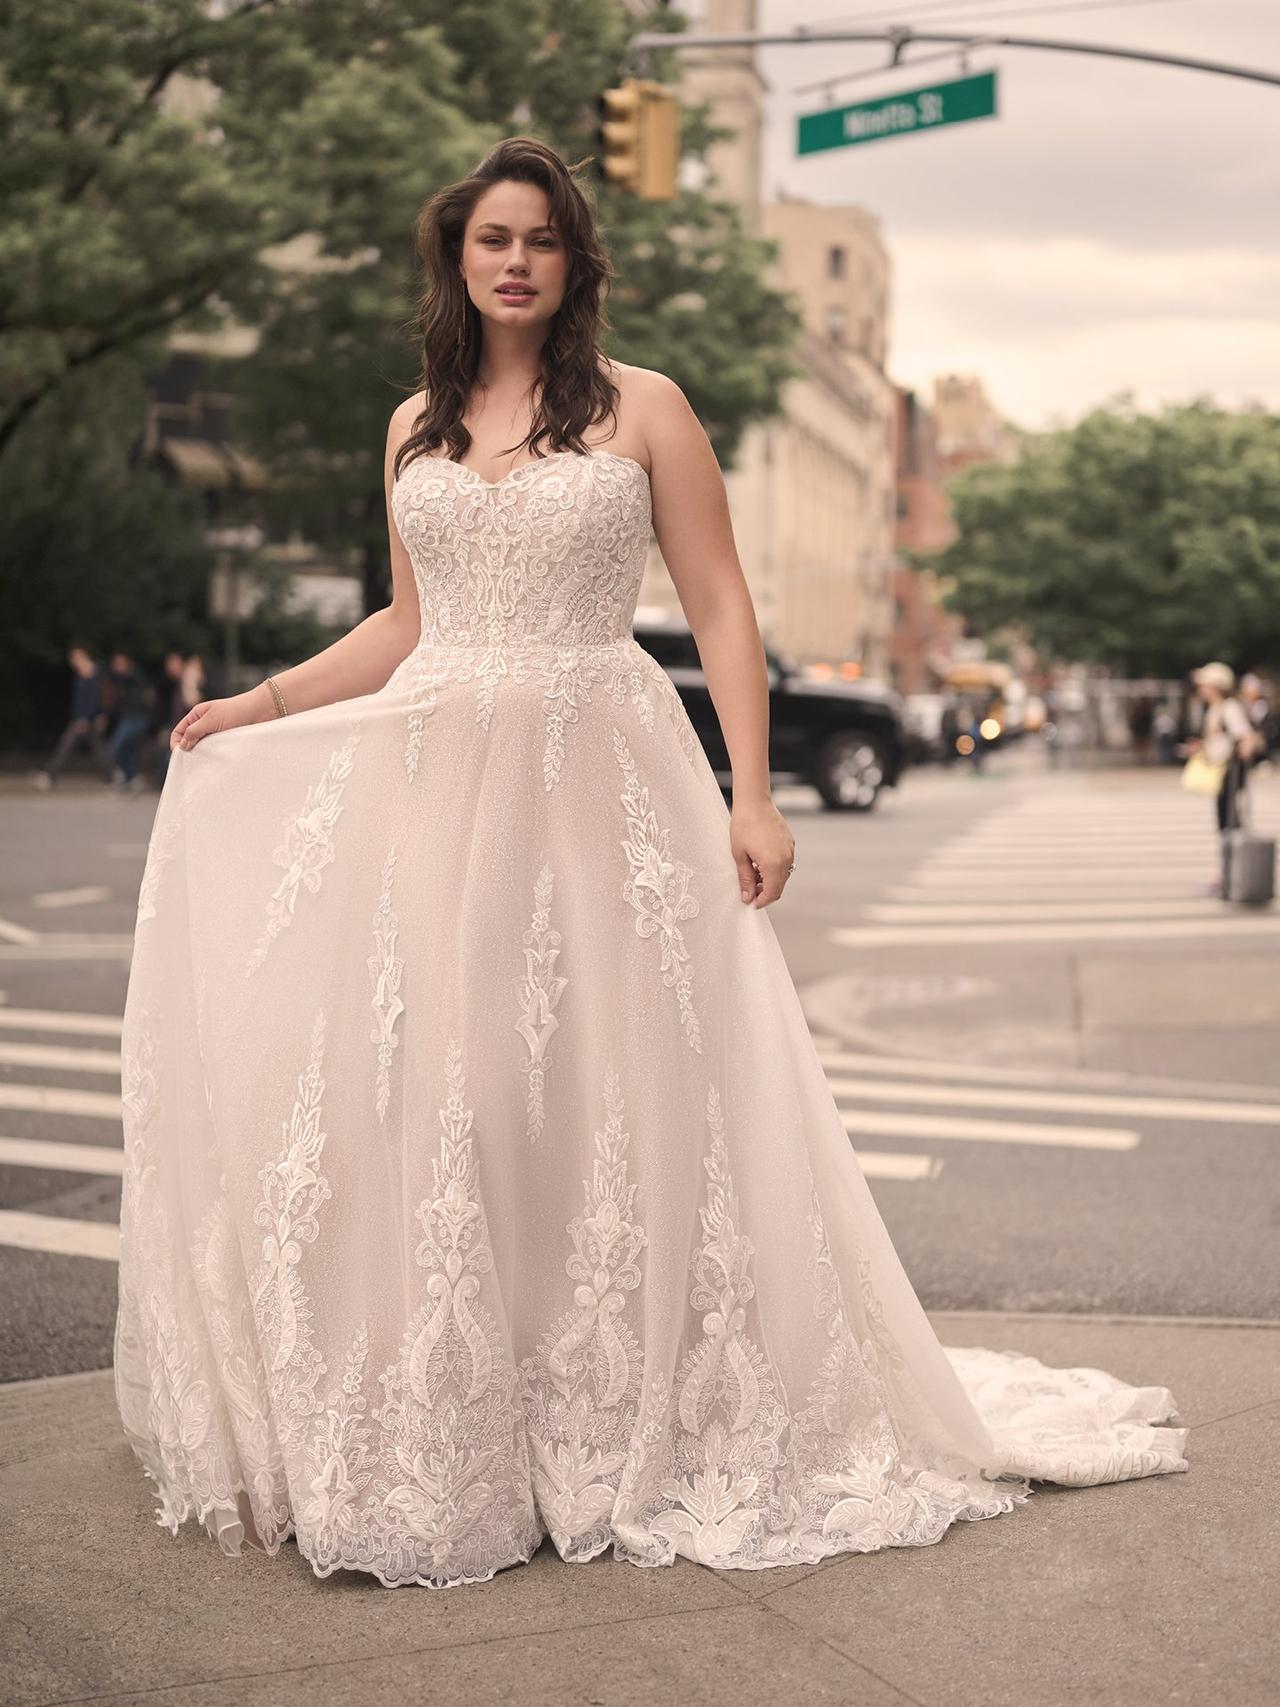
{"left": 863, "top": 899, "right": 1225, "bottom": 923}
{"left": 854, "top": 1151, "right": 941, "bottom": 1182}
{"left": 883, "top": 882, "right": 1200, "bottom": 903}
{"left": 896, "top": 866, "right": 1217, "bottom": 890}
{"left": 912, "top": 856, "right": 1215, "bottom": 877}
{"left": 0, "top": 1040, "right": 121, "bottom": 1073}
{"left": 0, "top": 1209, "right": 119, "bottom": 1261}
{"left": 32, "top": 886, "right": 111, "bottom": 909}
{"left": 0, "top": 937, "right": 133, "bottom": 962}
{"left": 838, "top": 1108, "right": 1139, "bottom": 1150}
{"left": 0, "top": 1137, "right": 123, "bottom": 1175}
{"left": 0, "top": 918, "right": 39, "bottom": 944}
{"left": 824, "top": 1073, "right": 1280, "bottom": 1130}
{"left": 0, "top": 1007, "right": 123, "bottom": 1037}
{"left": 816, "top": 1043, "right": 1280, "bottom": 1104}
{"left": 831, "top": 916, "right": 1280, "bottom": 948}
{"left": 0, "top": 1084, "right": 120, "bottom": 1119}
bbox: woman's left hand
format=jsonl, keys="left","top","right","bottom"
{"left": 730, "top": 795, "right": 796, "bottom": 908}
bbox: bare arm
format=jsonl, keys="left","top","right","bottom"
{"left": 641, "top": 371, "right": 796, "bottom": 908}
{"left": 172, "top": 401, "right": 423, "bottom": 749}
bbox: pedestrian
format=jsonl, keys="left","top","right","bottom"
{"left": 1182, "top": 661, "right": 1256, "bottom": 892}
{"left": 1152, "top": 701, "right": 1178, "bottom": 766}
{"left": 1128, "top": 695, "right": 1155, "bottom": 764}
{"left": 31, "top": 643, "right": 114, "bottom": 790}
{"left": 104, "top": 651, "right": 155, "bottom": 791}
{"left": 113, "top": 134, "right": 1187, "bottom": 1593}
{"left": 939, "top": 692, "right": 960, "bottom": 765}
{"left": 1239, "top": 672, "right": 1273, "bottom": 768}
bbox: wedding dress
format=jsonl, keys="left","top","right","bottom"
{"left": 114, "top": 446, "right": 1188, "bottom": 1589}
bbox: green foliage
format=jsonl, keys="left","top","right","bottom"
{"left": 0, "top": 354, "right": 211, "bottom": 742}
{"left": 1, "top": 0, "right": 802, "bottom": 663}
{"left": 927, "top": 398, "right": 1280, "bottom": 677}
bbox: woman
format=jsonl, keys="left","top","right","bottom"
{"left": 1189, "top": 661, "right": 1255, "bottom": 834}
{"left": 116, "top": 138, "right": 1186, "bottom": 1590}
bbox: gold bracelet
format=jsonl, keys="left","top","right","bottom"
{"left": 264, "top": 676, "right": 288, "bottom": 718}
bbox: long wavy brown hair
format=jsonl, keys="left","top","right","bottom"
{"left": 393, "top": 137, "right": 621, "bottom": 482}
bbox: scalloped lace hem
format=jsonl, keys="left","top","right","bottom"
{"left": 124, "top": 1438, "right": 1044, "bottom": 1591}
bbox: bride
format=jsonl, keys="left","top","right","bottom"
{"left": 115, "top": 135, "right": 1187, "bottom": 1590}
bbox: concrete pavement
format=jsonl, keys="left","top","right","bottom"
{"left": 2, "top": 1312, "right": 1275, "bottom": 1707}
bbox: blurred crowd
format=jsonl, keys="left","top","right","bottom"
{"left": 1128, "top": 671, "right": 1274, "bottom": 771}
{"left": 30, "top": 643, "right": 224, "bottom": 794}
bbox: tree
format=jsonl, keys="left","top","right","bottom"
{"left": 925, "top": 398, "right": 1280, "bottom": 678}
{"left": 0, "top": 0, "right": 493, "bottom": 461}
{"left": 0, "top": 350, "right": 335, "bottom": 747}
{"left": 234, "top": 2, "right": 802, "bottom": 612}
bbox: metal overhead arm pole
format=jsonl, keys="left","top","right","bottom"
{"left": 628, "top": 26, "right": 1280, "bottom": 91}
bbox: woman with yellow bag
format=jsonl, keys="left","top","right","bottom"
{"left": 1182, "top": 662, "right": 1259, "bottom": 895}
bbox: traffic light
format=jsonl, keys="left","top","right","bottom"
{"left": 595, "top": 78, "right": 679, "bottom": 201}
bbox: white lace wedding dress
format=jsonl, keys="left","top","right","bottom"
{"left": 114, "top": 446, "right": 1188, "bottom": 1589}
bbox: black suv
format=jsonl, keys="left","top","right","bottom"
{"left": 632, "top": 617, "right": 906, "bottom": 811}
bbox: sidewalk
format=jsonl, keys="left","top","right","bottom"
{"left": 3, "top": 1313, "right": 1275, "bottom": 1707}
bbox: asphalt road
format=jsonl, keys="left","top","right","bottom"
{"left": 2, "top": 750, "right": 1278, "bottom": 1383}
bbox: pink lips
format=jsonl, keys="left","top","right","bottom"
{"left": 497, "top": 286, "right": 536, "bottom": 300}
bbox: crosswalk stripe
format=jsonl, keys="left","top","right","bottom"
{"left": 32, "top": 886, "right": 112, "bottom": 909}
{"left": 0, "top": 1040, "right": 122, "bottom": 1073}
{"left": 0, "top": 1006, "right": 124, "bottom": 1037}
{"left": 838, "top": 1108, "right": 1139, "bottom": 1150}
{"left": 831, "top": 916, "right": 1280, "bottom": 948}
{"left": 0, "top": 917, "right": 39, "bottom": 944}
{"left": 897, "top": 867, "right": 1215, "bottom": 889}
{"left": 0, "top": 1084, "right": 120, "bottom": 1118}
{"left": 816, "top": 1045, "right": 1280, "bottom": 1109}
{"left": 855, "top": 1151, "right": 941, "bottom": 1182}
{"left": 863, "top": 899, "right": 1225, "bottom": 923}
{"left": 0, "top": 1137, "right": 123, "bottom": 1175}
{"left": 824, "top": 1073, "right": 1280, "bottom": 1129}
{"left": 0, "top": 938, "right": 133, "bottom": 961}
{"left": 0, "top": 1209, "right": 119, "bottom": 1261}
{"left": 883, "top": 881, "right": 1200, "bottom": 902}
{"left": 913, "top": 856, "right": 1215, "bottom": 876}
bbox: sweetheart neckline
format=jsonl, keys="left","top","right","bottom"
{"left": 395, "top": 448, "right": 650, "bottom": 492}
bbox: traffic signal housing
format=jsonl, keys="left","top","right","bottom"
{"left": 595, "top": 78, "right": 679, "bottom": 201}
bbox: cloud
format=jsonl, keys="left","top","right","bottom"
{"left": 755, "top": 0, "right": 1280, "bottom": 423}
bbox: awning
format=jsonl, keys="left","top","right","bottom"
{"left": 159, "top": 438, "right": 233, "bottom": 490}
{"left": 221, "top": 444, "right": 269, "bottom": 489}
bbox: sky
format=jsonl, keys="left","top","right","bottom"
{"left": 742, "top": 0, "right": 1280, "bottom": 429}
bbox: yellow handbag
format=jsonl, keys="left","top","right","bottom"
{"left": 1182, "top": 752, "right": 1226, "bottom": 795}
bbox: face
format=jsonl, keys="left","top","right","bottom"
{"left": 460, "top": 180, "right": 569, "bottom": 328}
{"left": 164, "top": 652, "right": 183, "bottom": 677}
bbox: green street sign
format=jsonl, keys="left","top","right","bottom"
{"left": 798, "top": 70, "right": 997, "bottom": 155}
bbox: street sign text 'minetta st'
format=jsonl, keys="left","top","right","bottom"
{"left": 798, "top": 69, "right": 998, "bottom": 155}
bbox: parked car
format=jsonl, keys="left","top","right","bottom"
{"left": 632, "top": 617, "right": 906, "bottom": 810}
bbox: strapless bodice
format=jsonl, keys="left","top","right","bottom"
{"left": 390, "top": 449, "right": 652, "bottom": 655}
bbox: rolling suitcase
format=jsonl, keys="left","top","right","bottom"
{"left": 1221, "top": 764, "right": 1275, "bottom": 906}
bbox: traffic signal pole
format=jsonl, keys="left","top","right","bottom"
{"left": 627, "top": 25, "right": 1280, "bottom": 92}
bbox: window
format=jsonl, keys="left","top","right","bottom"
{"left": 827, "top": 245, "right": 846, "bottom": 279}
{"left": 825, "top": 304, "right": 847, "bottom": 344}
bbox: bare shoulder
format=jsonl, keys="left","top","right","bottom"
{"left": 599, "top": 360, "right": 696, "bottom": 465}
{"left": 389, "top": 389, "right": 426, "bottom": 439}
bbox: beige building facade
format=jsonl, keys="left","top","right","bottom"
{"left": 640, "top": 0, "right": 897, "bottom": 675}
